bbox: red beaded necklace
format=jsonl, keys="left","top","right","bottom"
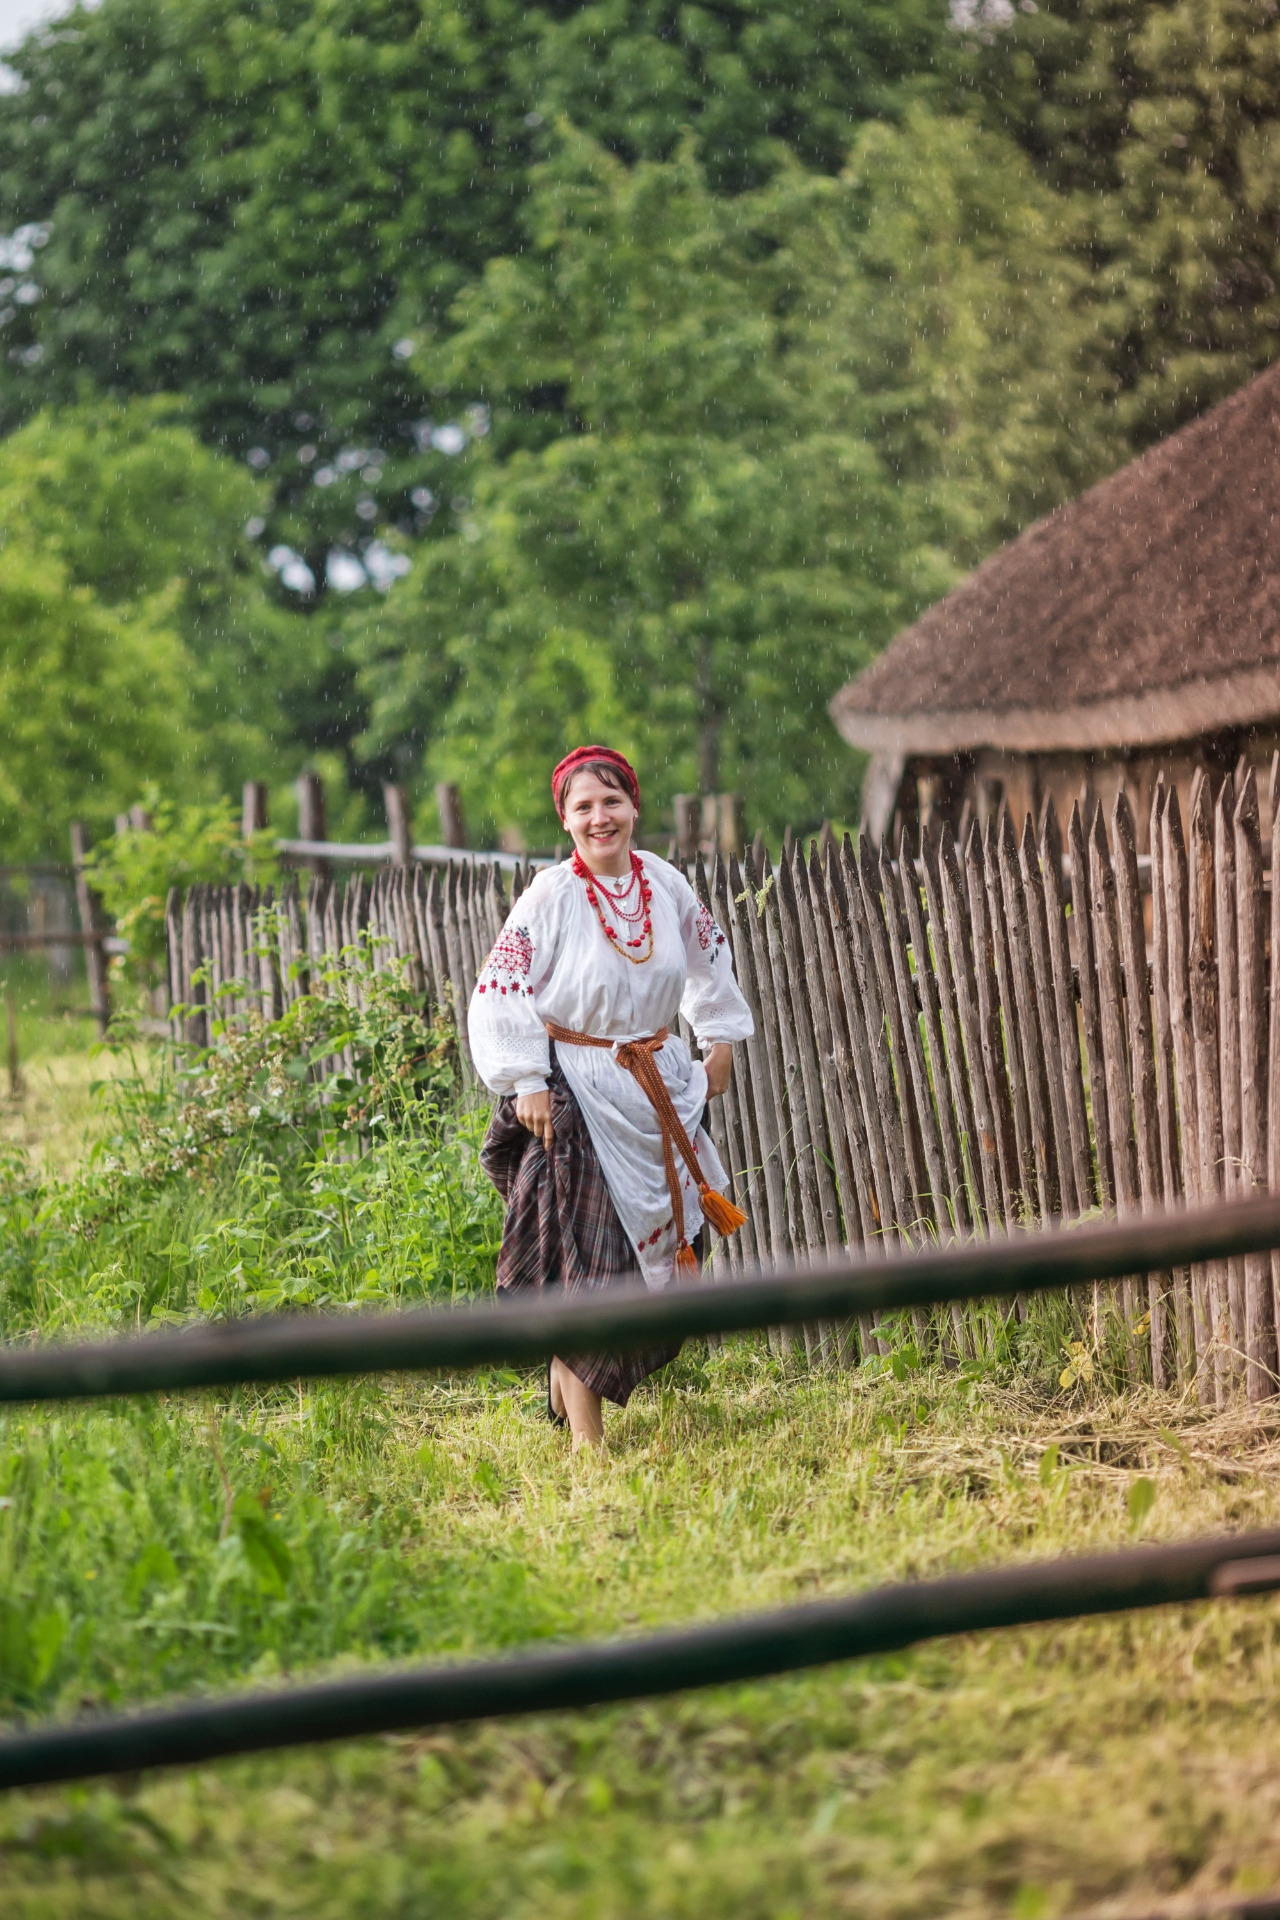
{"left": 597, "top": 864, "right": 647, "bottom": 924}
{"left": 573, "top": 849, "right": 655, "bottom": 963}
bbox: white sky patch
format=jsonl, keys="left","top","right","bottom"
{"left": 326, "top": 550, "right": 366, "bottom": 594}
{"left": 0, "top": 0, "right": 81, "bottom": 86}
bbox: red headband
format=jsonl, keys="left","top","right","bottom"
{"left": 552, "top": 746, "right": 641, "bottom": 817}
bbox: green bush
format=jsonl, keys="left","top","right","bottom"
{"left": 80, "top": 790, "right": 278, "bottom": 994}
{"left": 0, "top": 945, "right": 497, "bottom": 1338}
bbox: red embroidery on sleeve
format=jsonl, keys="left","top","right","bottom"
{"left": 478, "top": 925, "right": 535, "bottom": 997}
{"left": 694, "top": 904, "right": 726, "bottom": 956}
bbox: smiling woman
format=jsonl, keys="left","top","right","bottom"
{"left": 467, "top": 746, "right": 754, "bottom": 1449}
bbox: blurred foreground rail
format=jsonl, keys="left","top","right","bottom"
{"left": 4, "top": 1196, "right": 1280, "bottom": 1403}
{"left": 2, "top": 1529, "right": 1279, "bottom": 1790}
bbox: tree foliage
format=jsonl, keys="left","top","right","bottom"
{"left": 0, "top": 1, "right": 1279, "bottom": 840}
{"left": 0, "top": 544, "right": 189, "bottom": 858}
{"left": 973, "top": 0, "right": 1280, "bottom": 443}
{"left": 0, "top": 400, "right": 320, "bottom": 854}
{"left": 0, "top": 399, "right": 304, "bottom": 773}
{"left": 0, "top": 0, "right": 953, "bottom": 565}
{"left": 356, "top": 116, "right": 1094, "bottom": 842}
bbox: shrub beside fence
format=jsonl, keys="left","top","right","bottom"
{"left": 166, "top": 764, "right": 1280, "bottom": 1404}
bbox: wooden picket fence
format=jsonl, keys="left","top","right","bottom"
{"left": 166, "top": 763, "right": 1280, "bottom": 1403}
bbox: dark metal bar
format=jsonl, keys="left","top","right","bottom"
{"left": 1, "top": 1528, "right": 1278, "bottom": 1791}
{"left": 1104, "top": 1898, "right": 1280, "bottom": 1920}
{"left": 5, "top": 1197, "right": 1280, "bottom": 1404}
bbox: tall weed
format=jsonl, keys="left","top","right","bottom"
{"left": 0, "top": 951, "right": 502, "bottom": 1339}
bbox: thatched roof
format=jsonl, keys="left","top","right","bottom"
{"left": 831, "top": 360, "right": 1280, "bottom": 757}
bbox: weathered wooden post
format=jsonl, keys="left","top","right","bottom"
{"left": 1233, "top": 771, "right": 1276, "bottom": 1400}
{"left": 384, "top": 783, "right": 413, "bottom": 866}
{"left": 1268, "top": 768, "right": 1280, "bottom": 1378}
{"left": 296, "top": 772, "right": 329, "bottom": 880}
{"left": 1188, "top": 775, "right": 1228, "bottom": 1404}
{"left": 69, "top": 821, "right": 110, "bottom": 1036}
{"left": 672, "top": 795, "right": 699, "bottom": 862}
{"left": 242, "top": 781, "right": 269, "bottom": 838}
{"left": 1113, "top": 791, "right": 1172, "bottom": 1383}
{"left": 1214, "top": 776, "right": 1246, "bottom": 1389}
{"left": 716, "top": 793, "right": 745, "bottom": 859}
{"left": 435, "top": 782, "right": 467, "bottom": 850}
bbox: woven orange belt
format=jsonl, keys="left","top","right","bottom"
{"left": 546, "top": 1022, "right": 746, "bottom": 1273}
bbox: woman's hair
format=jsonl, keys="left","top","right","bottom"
{"left": 558, "top": 759, "right": 633, "bottom": 811}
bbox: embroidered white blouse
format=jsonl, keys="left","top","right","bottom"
{"left": 468, "top": 853, "right": 754, "bottom": 1288}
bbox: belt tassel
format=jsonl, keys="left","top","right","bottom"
{"left": 546, "top": 1023, "right": 746, "bottom": 1267}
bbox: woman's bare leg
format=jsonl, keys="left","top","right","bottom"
{"left": 550, "top": 1356, "right": 604, "bottom": 1449}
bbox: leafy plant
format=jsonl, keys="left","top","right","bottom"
{"left": 81, "top": 789, "right": 278, "bottom": 992}
{"left": 1127, "top": 1476, "right": 1157, "bottom": 1534}
{"left": 1060, "top": 1340, "right": 1096, "bottom": 1392}
{"left": 116, "top": 936, "right": 456, "bottom": 1180}
{"left": 0, "top": 942, "right": 499, "bottom": 1338}
{"left": 0, "top": 400, "right": 306, "bottom": 857}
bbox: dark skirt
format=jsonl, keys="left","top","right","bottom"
{"left": 479, "top": 1059, "right": 683, "bottom": 1408}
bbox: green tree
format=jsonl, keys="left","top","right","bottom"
{"left": 0, "top": 546, "right": 190, "bottom": 859}
{"left": 356, "top": 116, "right": 1087, "bottom": 842}
{"left": 0, "top": 0, "right": 953, "bottom": 569}
{"left": 826, "top": 101, "right": 1121, "bottom": 561}
{"left": 525, "top": 0, "right": 952, "bottom": 190}
{"left": 0, "top": 398, "right": 312, "bottom": 793}
{"left": 357, "top": 135, "right": 909, "bottom": 843}
{"left": 970, "top": 0, "right": 1280, "bottom": 447}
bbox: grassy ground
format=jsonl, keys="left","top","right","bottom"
{"left": 1, "top": 996, "right": 1280, "bottom": 1918}
{"left": 0, "top": 956, "right": 128, "bottom": 1177}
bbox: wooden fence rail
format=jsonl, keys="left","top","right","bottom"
{"left": 167, "top": 768, "right": 1280, "bottom": 1401}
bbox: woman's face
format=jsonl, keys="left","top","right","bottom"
{"left": 561, "top": 770, "right": 638, "bottom": 871}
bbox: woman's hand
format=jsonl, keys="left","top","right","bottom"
{"left": 515, "top": 1088, "right": 555, "bottom": 1151}
{"left": 703, "top": 1042, "right": 733, "bottom": 1100}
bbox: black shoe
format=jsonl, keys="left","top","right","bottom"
{"left": 547, "top": 1359, "right": 567, "bottom": 1428}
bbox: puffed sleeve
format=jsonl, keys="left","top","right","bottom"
{"left": 674, "top": 871, "right": 755, "bottom": 1048}
{"left": 467, "top": 879, "right": 560, "bottom": 1097}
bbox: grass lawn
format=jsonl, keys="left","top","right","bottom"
{"left": 1, "top": 992, "right": 1279, "bottom": 1918}
{"left": 0, "top": 955, "right": 130, "bottom": 1177}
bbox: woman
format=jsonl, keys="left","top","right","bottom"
{"left": 469, "top": 746, "right": 755, "bottom": 1448}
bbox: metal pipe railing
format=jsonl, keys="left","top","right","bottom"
{"left": 3, "top": 1195, "right": 1280, "bottom": 1404}
{"left": 2, "top": 1529, "right": 1278, "bottom": 1790}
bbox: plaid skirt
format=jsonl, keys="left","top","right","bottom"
{"left": 480, "top": 1057, "right": 683, "bottom": 1408}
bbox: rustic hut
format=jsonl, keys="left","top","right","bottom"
{"left": 830, "top": 360, "right": 1280, "bottom": 845}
